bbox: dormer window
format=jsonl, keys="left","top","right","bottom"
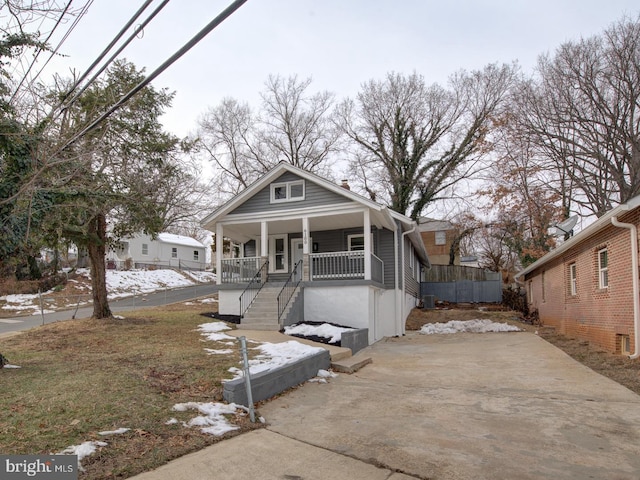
{"left": 271, "top": 180, "right": 305, "bottom": 203}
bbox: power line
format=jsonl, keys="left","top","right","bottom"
{"left": 8, "top": 0, "right": 73, "bottom": 104}
{"left": 53, "top": 0, "right": 156, "bottom": 111}
{"left": 56, "top": 0, "right": 248, "bottom": 154}
{"left": 60, "top": 0, "right": 172, "bottom": 114}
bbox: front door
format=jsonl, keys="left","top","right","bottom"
{"left": 269, "top": 234, "right": 288, "bottom": 273}
{"left": 291, "top": 238, "right": 304, "bottom": 281}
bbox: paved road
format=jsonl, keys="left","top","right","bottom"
{"left": 0, "top": 283, "right": 218, "bottom": 337}
{"left": 131, "top": 331, "right": 640, "bottom": 480}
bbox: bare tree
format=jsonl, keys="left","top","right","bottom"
{"left": 196, "top": 75, "right": 341, "bottom": 196}
{"left": 514, "top": 15, "right": 640, "bottom": 217}
{"left": 337, "top": 65, "right": 518, "bottom": 219}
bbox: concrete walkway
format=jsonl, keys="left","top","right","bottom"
{"left": 129, "top": 331, "right": 640, "bottom": 480}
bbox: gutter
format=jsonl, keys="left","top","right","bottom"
{"left": 611, "top": 217, "right": 640, "bottom": 359}
{"left": 400, "top": 225, "right": 417, "bottom": 336}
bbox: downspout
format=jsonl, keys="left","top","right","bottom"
{"left": 393, "top": 223, "right": 401, "bottom": 337}
{"left": 611, "top": 217, "right": 640, "bottom": 359}
{"left": 400, "top": 225, "right": 417, "bottom": 336}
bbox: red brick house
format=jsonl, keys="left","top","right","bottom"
{"left": 515, "top": 197, "right": 640, "bottom": 358}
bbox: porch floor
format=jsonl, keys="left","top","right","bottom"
{"left": 227, "top": 329, "right": 352, "bottom": 362}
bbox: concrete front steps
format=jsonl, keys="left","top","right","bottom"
{"left": 238, "top": 285, "right": 300, "bottom": 331}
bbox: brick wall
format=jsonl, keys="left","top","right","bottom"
{"left": 525, "top": 209, "right": 639, "bottom": 355}
{"left": 420, "top": 230, "right": 458, "bottom": 265}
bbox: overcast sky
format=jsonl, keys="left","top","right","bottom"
{"left": 36, "top": 0, "right": 639, "bottom": 138}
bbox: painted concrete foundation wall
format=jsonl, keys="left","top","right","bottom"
{"left": 377, "top": 289, "right": 398, "bottom": 339}
{"left": 304, "top": 285, "right": 370, "bottom": 332}
{"left": 219, "top": 289, "right": 241, "bottom": 316}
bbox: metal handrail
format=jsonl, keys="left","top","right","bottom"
{"left": 239, "top": 260, "right": 269, "bottom": 318}
{"left": 277, "top": 259, "right": 303, "bottom": 324}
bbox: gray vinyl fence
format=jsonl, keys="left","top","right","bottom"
{"left": 421, "top": 266, "right": 502, "bottom": 304}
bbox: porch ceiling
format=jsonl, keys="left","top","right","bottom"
{"left": 221, "top": 211, "right": 370, "bottom": 243}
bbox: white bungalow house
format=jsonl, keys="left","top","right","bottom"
{"left": 107, "top": 232, "right": 207, "bottom": 271}
{"left": 201, "top": 162, "right": 430, "bottom": 345}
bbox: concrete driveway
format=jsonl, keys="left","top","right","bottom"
{"left": 260, "top": 331, "right": 640, "bottom": 480}
{"left": 131, "top": 331, "right": 640, "bottom": 480}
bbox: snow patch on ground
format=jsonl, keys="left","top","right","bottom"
{"left": 98, "top": 427, "right": 130, "bottom": 436}
{"left": 284, "top": 322, "right": 355, "bottom": 343}
{"left": 172, "top": 402, "right": 242, "bottom": 436}
{"left": 58, "top": 441, "right": 108, "bottom": 471}
{"left": 420, "top": 319, "right": 522, "bottom": 334}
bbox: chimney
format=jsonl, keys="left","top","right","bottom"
{"left": 340, "top": 179, "right": 351, "bottom": 190}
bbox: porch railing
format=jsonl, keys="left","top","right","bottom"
{"left": 239, "top": 260, "right": 269, "bottom": 318}
{"left": 371, "top": 253, "right": 384, "bottom": 284}
{"left": 221, "top": 257, "right": 261, "bottom": 283}
{"left": 277, "top": 259, "right": 303, "bottom": 324}
{"left": 310, "top": 251, "right": 384, "bottom": 283}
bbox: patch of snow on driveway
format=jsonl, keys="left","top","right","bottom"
{"left": 420, "top": 319, "right": 522, "bottom": 334}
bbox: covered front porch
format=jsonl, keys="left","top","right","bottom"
{"left": 214, "top": 205, "right": 389, "bottom": 286}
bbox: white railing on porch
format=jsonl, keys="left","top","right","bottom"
{"left": 222, "top": 253, "right": 384, "bottom": 284}
{"left": 310, "top": 251, "right": 384, "bottom": 283}
{"left": 220, "top": 257, "right": 261, "bottom": 283}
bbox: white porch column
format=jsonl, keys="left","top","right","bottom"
{"left": 364, "top": 209, "right": 371, "bottom": 280}
{"left": 302, "top": 217, "right": 310, "bottom": 281}
{"left": 215, "top": 223, "right": 223, "bottom": 280}
{"left": 302, "top": 217, "right": 310, "bottom": 254}
{"left": 260, "top": 221, "right": 268, "bottom": 258}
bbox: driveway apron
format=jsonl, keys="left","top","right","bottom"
{"left": 260, "top": 332, "right": 640, "bottom": 480}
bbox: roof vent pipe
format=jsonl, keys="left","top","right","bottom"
{"left": 611, "top": 216, "right": 640, "bottom": 359}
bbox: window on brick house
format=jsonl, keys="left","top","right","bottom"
{"left": 435, "top": 231, "right": 446, "bottom": 246}
{"left": 541, "top": 271, "right": 546, "bottom": 302}
{"left": 569, "top": 263, "right": 577, "bottom": 296}
{"left": 598, "top": 248, "right": 609, "bottom": 289}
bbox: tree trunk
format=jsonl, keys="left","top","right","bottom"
{"left": 87, "top": 213, "right": 111, "bottom": 319}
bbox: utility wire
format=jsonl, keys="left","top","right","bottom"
{"left": 9, "top": 0, "right": 73, "bottom": 104}
{"left": 28, "top": 0, "right": 94, "bottom": 84}
{"left": 55, "top": 0, "right": 248, "bottom": 154}
{"left": 51, "top": 0, "right": 156, "bottom": 113}
{"left": 60, "top": 0, "right": 172, "bottom": 114}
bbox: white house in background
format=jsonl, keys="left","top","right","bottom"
{"left": 107, "top": 232, "right": 207, "bottom": 271}
{"left": 201, "top": 162, "right": 430, "bottom": 345}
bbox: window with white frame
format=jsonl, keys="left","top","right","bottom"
{"left": 142, "top": 243, "right": 148, "bottom": 255}
{"left": 598, "top": 248, "right": 609, "bottom": 289}
{"left": 193, "top": 250, "right": 199, "bottom": 261}
{"left": 171, "top": 247, "right": 178, "bottom": 258}
{"left": 569, "top": 263, "right": 577, "bottom": 296}
{"left": 435, "top": 230, "right": 446, "bottom": 246}
{"left": 270, "top": 180, "right": 305, "bottom": 203}
{"left": 348, "top": 234, "right": 365, "bottom": 251}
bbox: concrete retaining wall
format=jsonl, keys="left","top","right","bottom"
{"left": 341, "top": 328, "right": 368, "bottom": 355}
{"left": 222, "top": 349, "right": 331, "bottom": 407}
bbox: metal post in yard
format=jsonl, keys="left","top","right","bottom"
{"left": 38, "top": 289, "right": 45, "bottom": 325}
{"left": 238, "top": 336, "right": 256, "bottom": 422}
{"left": 72, "top": 295, "right": 82, "bottom": 319}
